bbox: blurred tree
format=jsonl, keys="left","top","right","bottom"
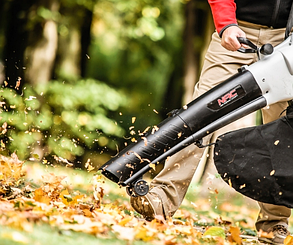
{"left": 2, "top": 0, "right": 33, "bottom": 90}
{"left": 54, "top": 0, "right": 95, "bottom": 80}
{"left": 24, "top": 0, "right": 60, "bottom": 86}
{"left": 0, "top": 0, "right": 213, "bottom": 106}
{"left": 161, "top": 0, "right": 214, "bottom": 115}
{"left": 181, "top": 0, "right": 214, "bottom": 105}
{"left": 1, "top": 0, "right": 96, "bottom": 87}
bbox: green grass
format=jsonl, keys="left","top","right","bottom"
{"left": 0, "top": 224, "right": 154, "bottom": 245}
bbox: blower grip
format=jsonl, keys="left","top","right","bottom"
{"left": 237, "top": 37, "right": 273, "bottom": 55}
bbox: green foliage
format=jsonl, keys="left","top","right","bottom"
{"left": 86, "top": 0, "right": 185, "bottom": 127}
{"left": 0, "top": 79, "right": 128, "bottom": 162}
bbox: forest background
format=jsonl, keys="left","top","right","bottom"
{"left": 0, "top": 0, "right": 215, "bottom": 168}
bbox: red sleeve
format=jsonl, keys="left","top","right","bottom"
{"left": 208, "top": 0, "right": 237, "bottom": 35}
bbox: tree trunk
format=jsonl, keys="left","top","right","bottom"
{"left": 54, "top": 4, "right": 93, "bottom": 80}
{"left": 182, "top": 1, "right": 196, "bottom": 105}
{"left": 161, "top": 1, "right": 213, "bottom": 116}
{"left": 55, "top": 26, "right": 82, "bottom": 79}
{"left": 24, "top": 0, "right": 59, "bottom": 86}
{"left": 3, "top": 0, "right": 33, "bottom": 90}
{"left": 80, "top": 8, "right": 93, "bottom": 78}
{"left": 182, "top": 0, "right": 214, "bottom": 105}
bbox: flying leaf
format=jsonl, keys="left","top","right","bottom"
{"left": 60, "top": 189, "right": 84, "bottom": 206}
{"left": 85, "top": 159, "right": 95, "bottom": 172}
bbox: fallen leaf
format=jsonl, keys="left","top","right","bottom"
{"left": 34, "top": 188, "right": 51, "bottom": 205}
{"left": 118, "top": 216, "right": 133, "bottom": 226}
{"left": 0, "top": 153, "right": 24, "bottom": 182}
{"left": 112, "top": 225, "right": 135, "bottom": 240}
{"left": 229, "top": 226, "right": 242, "bottom": 245}
{"left": 203, "top": 226, "right": 225, "bottom": 239}
{"left": 285, "top": 235, "right": 293, "bottom": 245}
{"left": 258, "top": 229, "right": 274, "bottom": 239}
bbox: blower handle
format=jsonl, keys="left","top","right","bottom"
{"left": 237, "top": 37, "right": 274, "bottom": 56}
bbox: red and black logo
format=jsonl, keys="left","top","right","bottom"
{"left": 217, "top": 88, "right": 238, "bottom": 107}
{"left": 207, "top": 85, "right": 246, "bottom": 110}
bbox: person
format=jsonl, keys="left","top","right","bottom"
{"left": 130, "top": 0, "right": 293, "bottom": 244}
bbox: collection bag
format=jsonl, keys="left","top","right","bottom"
{"left": 214, "top": 104, "right": 293, "bottom": 208}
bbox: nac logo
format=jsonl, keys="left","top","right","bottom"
{"left": 217, "top": 89, "right": 238, "bottom": 107}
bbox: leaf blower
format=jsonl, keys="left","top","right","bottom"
{"left": 99, "top": 35, "right": 293, "bottom": 199}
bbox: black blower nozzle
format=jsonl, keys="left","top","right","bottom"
{"left": 100, "top": 110, "right": 192, "bottom": 184}
{"left": 100, "top": 69, "right": 266, "bottom": 196}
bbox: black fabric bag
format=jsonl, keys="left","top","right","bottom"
{"left": 214, "top": 105, "right": 293, "bottom": 208}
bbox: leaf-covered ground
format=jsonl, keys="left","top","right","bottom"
{"left": 0, "top": 154, "right": 293, "bottom": 245}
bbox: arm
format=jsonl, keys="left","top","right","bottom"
{"left": 208, "top": 0, "right": 237, "bottom": 36}
{"left": 208, "top": 0, "right": 246, "bottom": 51}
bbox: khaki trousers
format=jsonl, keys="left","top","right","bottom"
{"left": 149, "top": 21, "right": 290, "bottom": 231}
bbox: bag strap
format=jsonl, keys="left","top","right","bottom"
{"left": 285, "top": 2, "right": 293, "bottom": 39}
